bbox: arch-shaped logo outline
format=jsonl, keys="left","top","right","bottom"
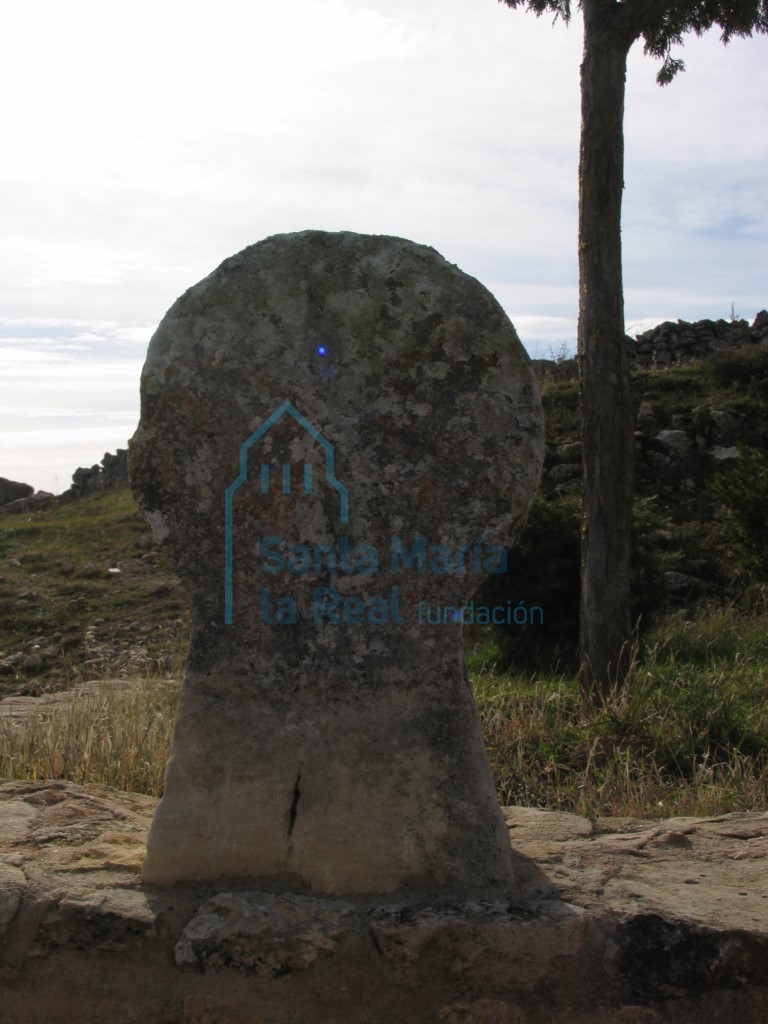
{"left": 224, "top": 400, "right": 349, "bottom": 624}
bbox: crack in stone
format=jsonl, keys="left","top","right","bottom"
{"left": 288, "top": 772, "right": 302, "bottom": 838}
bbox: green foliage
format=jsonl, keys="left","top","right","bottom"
{"left": 646, "top": 602, "right": 768, "bottom": 665}
{"left": 476, "top": 494, "right": 666, "bottom": 673}
{"left": 637, "top": 607, "right": 768, "bottom": 766}
{"left": 472, "top": 606, "right": 768, "bottom": 816}
{"left": 656, "top": 54, "right": 686, "bottom": 85}
{"left": 484, "top": 494, "right": 582, "bottom": 672}
{"left": 630, "top": 496, "right": 667, "bottom": 620}
{"left": 498, "top": 0, "right": 768, "bottom": 85}
{"left": 540, "top": 379, "right": 580, "bottom": 439}
{"left": 708, "top": 346, "right": 768, "bottom": 390}
{"left": 709, "top": 447, "right": 768, "bottom": 579}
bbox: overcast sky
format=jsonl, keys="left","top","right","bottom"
{"left": 1, "top": 0, "right": 766, "bottom": 494}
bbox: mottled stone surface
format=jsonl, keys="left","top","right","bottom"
{"left": 129, "top": 230, "right": 544, "bottom": 892}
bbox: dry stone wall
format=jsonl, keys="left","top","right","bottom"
{"left": 631, "top": 309, "right": 768, "bottom": 367}
{"left": 56, "top": 449, "right": 129, "bottom": 504}
{"left": 1, "top": 451, "right": 129, "bottom": 515}
{"left": 533, "top": 309, "right": 768, "bottom": 381}
{"left": 540, "top": 310, "right": 768, "bottom": 503}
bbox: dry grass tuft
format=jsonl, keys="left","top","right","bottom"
{"left": 0, "top": 676, "right": 179, "bottom": 796}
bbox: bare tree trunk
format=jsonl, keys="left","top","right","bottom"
{"left": 578, "top": 1, "right": 635, "bottom": 698}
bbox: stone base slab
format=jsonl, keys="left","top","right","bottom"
{"left": 2, "top": 781, "right": 768, "bottom": 1023}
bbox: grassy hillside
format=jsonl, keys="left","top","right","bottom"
{"left": 0, "top": 491, "right": 189, "bottom": 696}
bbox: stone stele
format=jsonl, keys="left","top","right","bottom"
{"left": 129, "top": 230, "right": 544, "bottom": 893}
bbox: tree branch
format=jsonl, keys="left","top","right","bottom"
{"left": 613, "top": 0, "right": 679, "bottom": 41}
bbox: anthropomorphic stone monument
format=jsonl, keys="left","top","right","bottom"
{"left": 130, "top": 230, "right": 544, "bottom": 894}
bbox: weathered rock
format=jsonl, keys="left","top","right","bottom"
{"left": 546, "top": 463, "right": 580, "bottom": 485}
{"left": 2, "top": 781, "right": 768, "bottom": 1023}
{"left": 0, "top": 863, "right": 26, "bottom": 932}
{"left": 712, "top": 445, "right": 739, "bottom": 462}
{"left": 175, "top": 892, "right": 358, "bottom": 973}
{"left": 635, "top": 401, "right": 657, "bottom": 430}
{"left": 129, "top": 230, "right": 544, "bottom": 893}
{"left": 752, "top": 309, "right": 768, "bottom": 340}
{"left": 655, "top": 429, "right": 691, "bottom": 454}
{"left": 710, "top": 409, "right": 742, "bottom": 441}
{"left": 664, "top": 571, "right": 708, "bottom": 600}
{"left": 2, "top": 491, "right": 55, "bottom": 514}
{"left": 0, "top": 478, "right": 33, "bottom": 507}
{"left": 56, "top": 449, "right": 129, "bottom": 504}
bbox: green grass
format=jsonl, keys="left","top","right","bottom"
{"left": 540, "top": 379, "right": 581, "bottom": 440}
{"left": 471, "top": 605, "right": 768, "bottom": 817}
{"left": 0, "top": 490, "right": 189, "bottom": 694}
